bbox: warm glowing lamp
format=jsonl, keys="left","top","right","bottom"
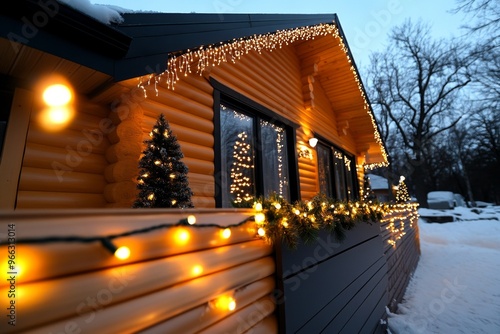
{"left": 308, "top": 137, "right": 318, "bottom": 148}
{"left": 38, "top": 82, "right": 74, "bottom": 131}
{"left": 43, "top": 84, "right": 72, "bottom": 107}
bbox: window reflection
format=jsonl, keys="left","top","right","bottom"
{"left": 220, "top": 105, "right": 255, "bottom": 207}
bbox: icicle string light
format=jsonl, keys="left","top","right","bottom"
{"left": 137, "top": 22, "right": 388, "bottom": 167}
{"left": 381, "top": 202, "right": 419, "bottom": 247}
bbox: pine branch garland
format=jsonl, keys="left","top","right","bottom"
{"left": 246, "top": 193, "right": 390, "bottom": 249}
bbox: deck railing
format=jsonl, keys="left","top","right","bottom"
{"left": 0, "top": 204, "right": 419, "bottom": 333}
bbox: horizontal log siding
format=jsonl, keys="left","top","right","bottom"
{"left": 210, "top": 46, "right": 358, "bottom": 201}
{"left": 103, "top": 44, "right": 364, "bottom": 208}
{"left": 141, "top": 81, "right": 215, "bottom": 208}
{"left": 0, "top": 209, "right": 277, "bottom": 333}
{"left": 381, "top": 206, "right": 421, "bottom": 312}
{"left": 17, "top": 98, "right": 111, "bottom": 209}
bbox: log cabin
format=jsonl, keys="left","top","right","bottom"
{"left": 0, "top": 1, "right": 419, "bottom": 333}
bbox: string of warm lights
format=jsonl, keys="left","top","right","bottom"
{"left": 0, "top": 215, "right": 253, "bottom": 260}
{"left": 230, "top": 131, "right": 255, "bottom": 204}
{"left": 381, "top": 202, "right": 419, "bottom": 246}
{"left": 250, "top": 193, "right": 393, "bottom": 249}
{"left": 1, "top": 198, "right": 419, "bottom": 258}
{"left": 135, "top": 21, "right": 388, "bottom": 168}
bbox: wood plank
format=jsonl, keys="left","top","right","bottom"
{"left": 8, "top": 258, "right": 275, "bottom": 334}
{"left": 0, "top": 88, "right": 33, "bottom": 209}
{"left": 140, "top": 277, "right": 275, "bottom": 334}
{"left": 0, "top": 240, "right": 272, "bottom": 331}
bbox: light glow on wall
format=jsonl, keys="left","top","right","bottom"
{"left": 37, "top": 78, "right": 75, "bottom": 131}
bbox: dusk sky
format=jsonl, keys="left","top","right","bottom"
{"left": 96, "top": 0, "right": 466, "bottom": 69}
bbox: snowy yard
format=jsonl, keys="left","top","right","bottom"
{"left": 387, "top": 206, "right": 500, "bottom": 333}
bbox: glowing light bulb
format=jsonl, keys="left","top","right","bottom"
{"left": 174, "top": 228, "right": 190, "bottom": 245}
{"left": 214, "top": 295, "right": 236, "bottom": 312}
{"left": 114, "top": 246, "right": 131, "bottom": 260}
{"left": 187, "top": 215, "right": 196, "bottom": 225}
{"left": 43, "top": 84, "right": 72, "bottom": 107}
{"left": 254, "top": 203, "right": 263, "bottom": 211}
{"left": 257, "top": 228, "right": 265, "bottom": 237}
{"left": 273, "top": 203, "right": 281, "bottom": 210}
{"left": 255, "top": 213, "right": 265, "bottom": 224}
{"left": 147, "top": 193, "right": 155, "bottom": 201}
{"left": 192, "top": 265, "right": 203, "bottom": 276}
{"left": 221, "top": 228, "right": 231, "bottom": 239}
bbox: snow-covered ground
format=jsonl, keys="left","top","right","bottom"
{"left": 387, "top": 206, "right": 500, "bottom": 334}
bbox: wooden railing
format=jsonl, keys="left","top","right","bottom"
{"left": 0, "top": 204, "right": 420, "bottom": 333}
{"left": 0, "top": 209, "right": 277, "bottom": 333}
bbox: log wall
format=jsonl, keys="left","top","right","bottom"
{"left": 0, "top": 209, "right": 277, "bottom": 333}
{"left": 0, "top": 205, "right": 420, "bottom": 333}
{"left": 16, "top": 96, "right": 111, "bottom": 209}
{"left": 108, "top": 44, "right": 361, "bottom": 207}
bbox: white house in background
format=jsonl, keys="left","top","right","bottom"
{"left": 367, "top": 174, "right": 391, "bottom": 202}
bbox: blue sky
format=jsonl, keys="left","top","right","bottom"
{"left": 97, "top": 0, "right": 466, "bottom": 70}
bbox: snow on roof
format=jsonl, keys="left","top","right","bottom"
{"left": 57, "top": 0, "right": 128, "bottom": 24}
{"left": 367, "top": 174, "right": 388, "bottom": 190}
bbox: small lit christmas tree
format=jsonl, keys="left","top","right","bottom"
{"left": 362, "top": 174, "right": 377, "bottom": 202}
{"left": 133, "top": 114, "right": 193, "bottom": 208}
{"left": 230, "top": 131, "right": 254, "bottom": 204}
{"left": 396, "top": 176, "right": 411, "bottom": 203}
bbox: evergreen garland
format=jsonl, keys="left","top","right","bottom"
{"left": 134, "top": 114, "right": 194, "bottom": 208}
{"left": 239, "top": 193, "right": 390, "bottom": 249}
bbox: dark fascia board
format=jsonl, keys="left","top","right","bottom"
{"left": 113, "top": 13, "right": 338, "bottom": 81}
{"left": 0, "top": 0, "right": 131, "bottom": 76}
{"left": 1, "top": 4, "right": 339, "bottom": 83}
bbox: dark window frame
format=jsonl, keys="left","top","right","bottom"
{"left": 212, "top": 78, "right": 300, "bottom": 207}
{"left": 315, "top": 134, "right": 359, "bottom": 201}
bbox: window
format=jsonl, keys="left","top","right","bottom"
{"left": 213, "top": 80, "right": 300, "bottom": 208}
{"left": 317, "top": 140, "right": 358, "bottom": 201}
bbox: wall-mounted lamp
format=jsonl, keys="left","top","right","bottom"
{"left": 308, "top": 137, "right": 318, "bottom": 148}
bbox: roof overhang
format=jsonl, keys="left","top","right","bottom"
{"left": 0, "top": 2, "right": 388, "bottom": 166}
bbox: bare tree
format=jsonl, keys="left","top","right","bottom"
{"left": 367, "top": 20, "right": 472, "bottom": 205}
{"left": 454, "top": 0, "right": 499, "bottom": 108}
